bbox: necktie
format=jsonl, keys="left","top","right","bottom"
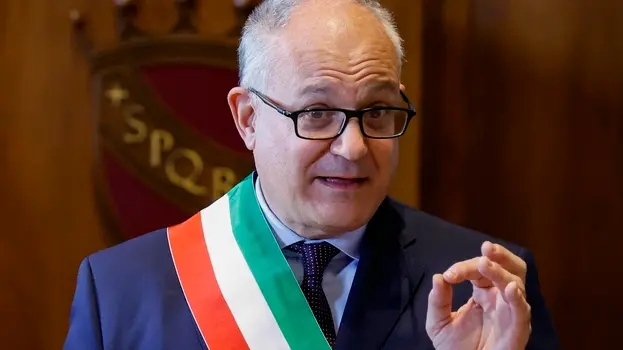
{"left": 288, "top": 241, "right": 341, "bottom": 347}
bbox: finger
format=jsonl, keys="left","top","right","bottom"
{"left": 443, "top": 257, "right": 480, "bottom": 282}
{"left": 425, "top": 274, "right": 453, "bottom": 337}
{"left": 506, "top": 281, "right": 530, "bottom": 318}
{"left": 443, "top": 258, "right": 493, "bottom": 287}
{"left": 472, "top": 285, "right": 498, "bottom": 312}
{"left": 478, "top": 256, "right": 525, "bottom": 303}
{"left": 482, "top": 241, "right": 527, "bottom": 281}
{"left": 505, "top": 281, "right": 532, "bottom": 345}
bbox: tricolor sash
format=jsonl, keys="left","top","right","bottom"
{"left": 167, "top": 174, "right": 332, "bottom": 350}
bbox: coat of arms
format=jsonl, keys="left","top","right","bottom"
{"left": 71, "top": 0, "right": 260, "bottom": 243}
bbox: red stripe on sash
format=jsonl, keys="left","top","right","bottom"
{"left": 168, "top": 213, "right": 250, "bottom": 350}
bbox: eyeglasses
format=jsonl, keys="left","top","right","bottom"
{"left": 247, "top": 87, "right": 417, "bottom": 140}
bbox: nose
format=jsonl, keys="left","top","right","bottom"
{"left": 330, "top": 119, "right": 368, "bottom": 161}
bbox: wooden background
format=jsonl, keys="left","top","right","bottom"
{"left": 421, "top": 1, "right": 622, "bottom": 349}
{"left": 1, "top": 0, "right": 620, "bottom": 349}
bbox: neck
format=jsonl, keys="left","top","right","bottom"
{"left": 255, "top": 176, "right": 351, "bottom": 240}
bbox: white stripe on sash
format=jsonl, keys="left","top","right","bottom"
{"left": 200, "top": 196, "right": 291, "bottom": 350}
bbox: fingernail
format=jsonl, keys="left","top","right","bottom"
{"left": 444, "top": 270, "right": 457, "bottom": 280}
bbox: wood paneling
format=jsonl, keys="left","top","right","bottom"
{"left": 0, "top": 1, "right": 420, "bottom": 349}
{"left": 421, "top": 1, "right": 623, "bottom": 349}
{"left": 1, "top": 1, "right": 103, "bottom": 349}
{"left": 384, "top": 0, "right": 422, "bottom": 206}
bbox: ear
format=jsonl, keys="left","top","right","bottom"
{"left": 399, "top": 83, "right": 406, "bottom": 92}
{"left": 227, "top": 87, "right": 256, "bottom": 150}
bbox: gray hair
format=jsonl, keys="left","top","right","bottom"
{"left": 238, "top": 0, "right": 404, "bottom": 91}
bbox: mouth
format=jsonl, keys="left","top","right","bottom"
{"left": 316, "top": 176, "right": 368, "bottom": 190}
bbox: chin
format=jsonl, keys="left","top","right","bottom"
{"left": 314, "top": 203, "right": 374, "bottom": 233}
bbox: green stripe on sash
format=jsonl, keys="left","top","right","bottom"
{"left": 228, "top": 175, "right": 331, "bottom": 350}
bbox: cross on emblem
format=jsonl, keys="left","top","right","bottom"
{"left": 106, "top": 83, "right": 129, "bottom": 107}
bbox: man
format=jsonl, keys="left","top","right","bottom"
{"left": 64, "top": 0, "right": 559, "bottom": 349}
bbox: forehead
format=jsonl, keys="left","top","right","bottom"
{"left": 270, "top": 1, "right": 400, "bottom": 95}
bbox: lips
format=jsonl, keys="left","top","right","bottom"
{"left": 317, "top": 176, "right": 368, "bottom": 189}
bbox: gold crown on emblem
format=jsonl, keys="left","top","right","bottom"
{"left": 70, "top": 0, "right": 261, "bottom": 55}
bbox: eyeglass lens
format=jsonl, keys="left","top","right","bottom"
{"left": 296, "top": 109, "right": 409, "bottom": 139}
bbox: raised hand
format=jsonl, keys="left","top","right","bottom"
{"left": 425, "top": 241, "right": 532, "bottom": 350}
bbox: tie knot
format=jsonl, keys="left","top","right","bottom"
{"left": 288, "top": 241, "right": 340, "bottom": 277}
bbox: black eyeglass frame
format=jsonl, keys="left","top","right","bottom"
{"left": 247, "top": 87, "right": 417, "bottom": 140}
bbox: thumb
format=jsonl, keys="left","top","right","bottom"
{"left": 426, "top": 274, "right": 453, "bottom": 337}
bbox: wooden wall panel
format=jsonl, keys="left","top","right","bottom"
{"left": 384, "top": 0, "right": 422, "bottom": 206}
{"left": 0, "top": 2, "right": 103, "bottom": 349}
{"left": 0, "top": 1, "right": 421, "bottom": 349}
{"left": 421, "top": 1, "right": 623, "bottom": 349}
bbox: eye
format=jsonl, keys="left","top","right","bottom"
{"left": 301, "top": 110, "right": 340, "bottom": 119}
{"left": 367, "top": 109, "right": 389, "bottom": 118}
{"left": 307, "top": 110, "right": 326, "bottom": 119}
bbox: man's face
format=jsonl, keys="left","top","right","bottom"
{"left": 235, "top": 2, "right": 404, "bottom": 238}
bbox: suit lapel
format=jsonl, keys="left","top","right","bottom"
{"left": 335, "top": 199, "right": 426, "bottom": 350}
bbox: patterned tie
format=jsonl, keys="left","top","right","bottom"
{"left": 288, "top": 241, "right": 341, "bottom": 347}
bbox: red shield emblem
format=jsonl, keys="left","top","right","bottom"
{"left": 72, "top": 1, "right": 258, "bottom": 242}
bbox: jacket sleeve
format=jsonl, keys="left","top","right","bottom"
{"left": 521, "top": 248, "right": 560, "bottom": 350}
{"left": 63, "top": 257, "right": 104, "bottom": 350}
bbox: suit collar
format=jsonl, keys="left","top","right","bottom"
{"left": 335, "top": 198, "right": 426, "bottom": 349}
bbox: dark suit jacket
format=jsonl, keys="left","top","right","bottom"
{"left": 63, "top": 197, "right": 559, "bottom": 349}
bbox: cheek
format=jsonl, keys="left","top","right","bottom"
{"left": 271, "top": 143, "right": 331, "bottom": 188}
{"left": 256, "top": 115, "right": 289, "bottom": 149}
{"left": 255, "top": 119, "right": 315, "bottom": 178}
{"left": 294, "top": 142, "right": 331, "bottom": 177}
{"left": 371, "top": 140, "right": 398, "bottom": 175}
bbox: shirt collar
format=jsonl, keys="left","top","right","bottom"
{"left": 254, "top": 174, "right": 366, "bottom": 260}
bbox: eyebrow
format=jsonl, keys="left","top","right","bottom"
{"left": 297, "top": 83, "right": 336, "bottom": 97}
{"left": 359, "top": 80, "right": 400, "bottom": 96}
{"left": 297, "top": 80, "right": 400, "bottom": 98}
